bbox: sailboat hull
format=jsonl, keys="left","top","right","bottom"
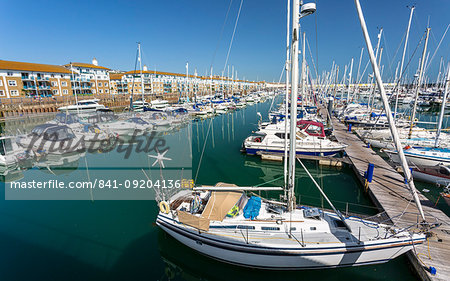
{"left": 156, "top": 214, "right": 423, "bottom": 270}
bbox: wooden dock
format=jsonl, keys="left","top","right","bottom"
{"left": 332, "top": 117, "right": 450, "bottom": 281}
{"left": 256, "top": 151, "right": 351, "bottom": 166}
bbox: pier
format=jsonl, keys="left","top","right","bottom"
{"left": 332, "top": 117, "right": 450, "bottom": 281}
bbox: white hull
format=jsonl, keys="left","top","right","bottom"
{"left": 157, "top": 214, "right": 422, "bottom": 269}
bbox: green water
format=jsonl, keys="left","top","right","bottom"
{"left": 0, "top": 99, "right": 422, "bottom": 280}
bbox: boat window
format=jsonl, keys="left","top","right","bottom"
{"left": 261, "top": 227, "right": 280, "bottom": 231}
{"left": 44, "top": 127, "right": 75, "bottom": 141}
{"left": 440, "top": 167, "right": 450, "bottom": 176}
{"left": 275, "top": 133, "right": 289, "bottom": 139}
{"left": 237, "top": 225, "right": 255, "bottom": 230}
{"left": 296, "top": 131, "right": 307, "bottom": 139}
{"left": 306, "top": 125, "right": 322, "bottom": 135}
{"left": 0, "top": 138, "right": 13, "bottom": 156}
{"left": 310, "top": 227, "right": 317, "bottom": 230}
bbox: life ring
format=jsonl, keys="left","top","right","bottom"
{"left": 159, "top": 201, "right": 170, "bottom": 214}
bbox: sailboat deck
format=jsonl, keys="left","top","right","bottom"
{"left": 332, "top": 116, "right": 450, "bottom": 281}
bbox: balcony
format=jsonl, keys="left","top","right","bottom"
{"left": 21, "top": 76, "right": 34, "bottom": 80}
{"left": 38, "top": 85, "right": 51, "bottom": 90}
{"left": 36, "top": 77, "right": 49, "bottom": 81}
{"left": 23, "top": 85, "right": 36, "bottom": 90}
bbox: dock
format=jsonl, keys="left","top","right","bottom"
{"left": 332, "top": 117, "right": 450, "bottom": 281}
{"left": 256, "top": 151, "right": 351, "bottom": 166}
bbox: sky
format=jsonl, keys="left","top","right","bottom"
{"left": 0, "top": 0, "right": 449, "bottom": 83}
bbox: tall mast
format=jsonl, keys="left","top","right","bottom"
{"left": 186, "top": 62, "right": 189, "bottom": 102}
{"left": 284, "top": 0, "right": 291, "bottom": 194}
{"left": 288, "top": 0, "right": 300, "bottom": 212}
{"left": 346, "top": 58, "right": 354, "bottom": 102}
{"left": 354, "top": 0, "right": 426, "bottom": 222}
{"left": 138, "top": 42, "right": 145, "bottom": 103}
{"left": 408, "top": 28, "right": 430, "bottom": 139}
{"left": 394, "top": 6, "right": 415, "bottom": 121}
{"left": 301, "top": 32, "right": 306, "bottom": 111}
{"left": 367, "top": 28, "right": 383, "bottom": 108}
{"left": 435, "top": 63, "right": 450, "bottom": 147}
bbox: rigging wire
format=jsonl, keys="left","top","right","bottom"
{"left": 222, "top": 0, "right": 244, "bottom": 75}
{"left": 211, "top": 0, "right": 234, "bottom": 68}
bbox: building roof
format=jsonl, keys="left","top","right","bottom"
{"left": 65, "top": 62, "right": 109, "bottom": 70}
{"left": 122, "top": 70, "right": 261, "bottom": 83}
{"left": 0, "top": 60, "right": 72, "bottom": 74}
{"left": 109, "top": 73, "right": 124, "bottom": 80}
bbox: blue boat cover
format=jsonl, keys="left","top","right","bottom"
{"left": 243, "top": 196, "right": 261, "bottom": 220}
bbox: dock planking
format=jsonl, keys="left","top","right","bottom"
{"left": 332, "top": 117, "right": 450, "bottom": 281}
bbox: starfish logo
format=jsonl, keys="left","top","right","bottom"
{"left": 148, "top": 148, "right": 172, "bottom": 168}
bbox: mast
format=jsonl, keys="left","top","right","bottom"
{"left": 435, "top": 63, "right": 450, "bottom": 147}
{"left": 301, "top": 32, "right": 306, "bottom": 111}
{"left": 354, "top": 0, "right": 426, "bottom": 222}
{"left": 408, "top": 28, "right": 430, "bottom": 139}
{"left": 346, "top": 58, "right": 354, "bottom": 102}
{"left": 288, "top": 0, "right": 300, "bottom": 212}
{"left": 138, "top": 42, "right": 145, "bottom": 103}
{"left": 367, "top": 28, "right": 383, "bottom": 108}
{"left": 394, "top": 6, "right": 415, "bottom": 121}
{"left": 186, "top": 62, "right": 189, "bottom": 102}
{"left": 284, "top": 0, "right": 291, "bottom": 195}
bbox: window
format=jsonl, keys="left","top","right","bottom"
{"left": 61, "top": 81, "right": 67, "bottom": 87}
{"left": 91, "top": 83, "right": 95, "bottom": 87}
{"left": 52, "top": 90, "right": 59, "bottom": 95}
{"left": 8, "top": 80, "right": 17, "bottom": 86}
{"left": 98, "top": 82, "right": 102, "bottom": 87}
{"left": 61, "top": 74, "right": 64, "bottom": 78}
{"left": 99, "top": 89, "right": 103, "bottom": 93}
{"left": 105, "top": 89, "right": 109, "bottom": 93}
{"left": 63, "top": 89, "right": 68, "bottom": 95}
{"left": 51, "top": 81, "right": 57, "bottom": 87}
{"left": 51, "top": 74, "right": 55, "bottom": 78}
{"left": 0, "top": 90, "right": 4, "bottom": 96}
{"left": 104, "top": 82, "right": 108, "bottom": 87}
{"left": 7, "top": 72, "right": 13, "bottom": 76}
{"left": 10, "top": 90, "right": 19, "bottom": 96}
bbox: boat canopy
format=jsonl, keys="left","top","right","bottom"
{"left": 54, "top": 113, "right": 80, "bottom": 124}
{"left": 201, "top": 190, "right": 244, "bottom": 221}
{"left": 177, "top": 211, "right": 210, "bottom": 232}
{"left": 296, "top": 120, "right": 325, "bottom": 138}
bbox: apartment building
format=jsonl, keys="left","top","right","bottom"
{"left": 64, "top": 59, "right": 110, "bottom": 95}
{"left": 0, "top": 60, "right": 73, "bottom": 98}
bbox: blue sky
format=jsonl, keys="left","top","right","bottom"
{"left": 0, "top": 0, "right": 449, "bottom": 82}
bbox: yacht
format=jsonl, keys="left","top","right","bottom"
{"left": 243, "top": 120, "right": 347, "bottom": 156}
{"left": 58, "top": 99, "right": 107, "bottom": 113}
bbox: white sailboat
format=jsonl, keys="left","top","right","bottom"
{"left": 155, "top": 1, "right": 427, "bottom": 270}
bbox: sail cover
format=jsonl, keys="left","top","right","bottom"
{"left": 201, "top": 191, "right": 243, "bottom": 221}
{"left": 178, "top": 211, "right": 210, "bottom": 231}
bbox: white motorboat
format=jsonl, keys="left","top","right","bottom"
{"left": 58, "top": 99, "right": 106, "bottom": 113}
{"left": 16, "top": 124, "right": 85, "bottom": 155}
{"left": 150, "top": 99, "right": 170, "bottom": 110}
{"left": 0, "top": 136, "right": 27, "bottom": 167}
{"left": 385, "top": 146, "right": 450, "bottom": 167}
{"left": 243, "top": 120, "right": 347, "bottom": 156}
{"left": 132, "top": 100, "right": 150, "bottom": 112}
{"left": 412, "top": 165, "right": 450, "bottom": 187}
